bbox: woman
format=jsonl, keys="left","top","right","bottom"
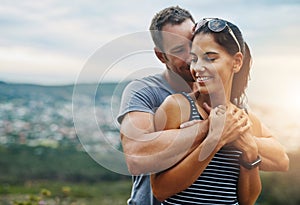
{"left": 151, "top": 18, "right": 263, "bottom": 205}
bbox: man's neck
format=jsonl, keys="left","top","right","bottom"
{"left": 163, "top": 69, "right": 192, "bottom": 93}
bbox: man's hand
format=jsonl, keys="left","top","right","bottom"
{"left": 203, "top": 102, "right": 212, "bottom": 114}
{"left": 232, "top": 132, "right": 259, "bottom": 162}
{"left": 180, "top": 119, "right": 202, "bottom": 128}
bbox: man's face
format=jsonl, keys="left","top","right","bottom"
{"left": 160, "top": 19, "right": 195, "bottom": 83}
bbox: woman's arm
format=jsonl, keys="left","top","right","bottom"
{"left": 238, "top": 162, "right": 262, "bottom": 205}
{"left": 151, "top": 135, "right": 221, "bottom": 201}
{"left": 151, "top": 94, "right": 215, "bottom": 201}
{"left": 151, "top": 102, "right": 250, "bottom": 201}
{"left": 233, "top": 131, "right": 262, "bottom": 204}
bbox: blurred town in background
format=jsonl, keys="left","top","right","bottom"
{"left": 0, "top": 81, "right": 299, "bottom": 204}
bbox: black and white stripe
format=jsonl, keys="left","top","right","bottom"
{"left": 182, "top": 92, "right": 202, "bottom": 121}
{"left": 163, "top": 149, "right": 241, "bottom": 205}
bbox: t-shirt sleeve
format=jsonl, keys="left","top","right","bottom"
{"left": 117, "top": 80, "right": 158, "bottom": 124}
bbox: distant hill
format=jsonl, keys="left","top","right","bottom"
{"left": 0, "top": 81, "right": 129, "bottom": 103}
{"left": 0, "top": 81, "right": 129, "bottom": 147}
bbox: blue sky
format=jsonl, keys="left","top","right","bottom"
{"left": 0, "top": 0, "right": 300, "bottom": 109}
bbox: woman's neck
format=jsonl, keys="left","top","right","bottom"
{"left": 195, "top": 91, "right": 231, "bottom": 108}
{"left": 211, "top": 93, "right": 227, "bottom": 108}
{"left": 191, "top": 76, "right": 234, "bottom": 108}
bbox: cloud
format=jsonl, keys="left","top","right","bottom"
{"left": 0, "top": 2, "right": 99, "bottom": 54}
{"left": 0, "top": 46, "right": 83, "bottom": 85}
{"left": 0, "top": 0, "right": 299, "bottom": 85}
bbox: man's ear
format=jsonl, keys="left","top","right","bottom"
{"left": 233, "top": 52, "right": 243, "bottom": 73}
{"left": 154, "top": 47, "right": 167, "bottom": 64}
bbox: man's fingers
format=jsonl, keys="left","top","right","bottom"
{"left": 203, "top": 102, "right": 212, "bottom": 114}
{"left": 180, "top": 119, "right": 202, "bottom": 128}
{"left": 215, "top": 105, "right": 226, "bottom": 116}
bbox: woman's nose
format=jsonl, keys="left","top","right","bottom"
{"left": 192, "top": 61, "right": 206, "bottom": 72}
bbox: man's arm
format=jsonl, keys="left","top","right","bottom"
{"left": 255, "top": 136, "right": 289, "bottom": 171}
{"left": 120, "top": 111, "right": 209, "bottom": 175}
{"left": 248, "top": 112, "right": 289, "bottom": 171}
{"left": 183, "top": 108, "right": 290, "bottom": 171}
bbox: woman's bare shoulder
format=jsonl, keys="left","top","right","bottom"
{"left": 155, "top": 93, "right": 191, "bottom": 130}
{"left": 162, "top": 93, "right": 188, "bottom": 107}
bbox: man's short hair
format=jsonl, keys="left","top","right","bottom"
{"left": 149, "top": 6, "right": 195, "bottom": 51}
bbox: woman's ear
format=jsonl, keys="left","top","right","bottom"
{"left": 232, "top": 52, "right": 243, "bottom": 73}
{"left": 154, "top": 47, "right": 167, "bottom": 64}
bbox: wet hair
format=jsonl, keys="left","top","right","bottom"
{"left": 194, "top": 19, "right": 252, "bottom": 107}
{"left": 149, "top": 6, "right": 195, "bottom": 51}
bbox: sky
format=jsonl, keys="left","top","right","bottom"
{"left": 0, "top": 0, "right": 300, "bottom": 110}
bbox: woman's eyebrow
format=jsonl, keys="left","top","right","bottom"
{"left": 189, "top": 51, "right": 218, "bottom": 55}
{"left": 204, "top": 51, "right": 218, "bottom": 55}
{"left": 203, "top": 51, "right": 219, "bottom": 56}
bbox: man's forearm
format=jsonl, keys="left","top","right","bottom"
{"left": 255, "top": 137, "right": 289, "bottom": 171}
{"left": 122, "top": 120, "right": 208, "bottom": 175}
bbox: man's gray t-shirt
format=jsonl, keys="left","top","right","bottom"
{"left": 117, "top": 72, "right": 175, "bottom": 205}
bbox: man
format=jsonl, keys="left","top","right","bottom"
{"left": 117, "top": 6, "right": 289, "bottom": 205}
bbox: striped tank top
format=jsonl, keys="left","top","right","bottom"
{"left": 162, "top": 92, "right": 242, "bottom": 205}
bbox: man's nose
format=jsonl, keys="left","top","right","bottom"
{"left": 186, "top": 54, "right": 192, "bottom": 65}
{"left": 184, "top": 46, "right": 192, "bottom": 64}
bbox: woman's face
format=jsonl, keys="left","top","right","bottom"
{"left": 190, "top": 33, "right": 236, "bottom": 97}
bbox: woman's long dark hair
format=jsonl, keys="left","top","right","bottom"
{"left": 193, "top": 20, "right": 252, "bottom": 107}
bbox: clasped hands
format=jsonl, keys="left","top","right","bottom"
{"left": 181, "top": 103, "right": 258, "bottom": 161}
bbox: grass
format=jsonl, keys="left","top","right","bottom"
{"left": 0, "top": 180, "right": 132, "bottom": 205}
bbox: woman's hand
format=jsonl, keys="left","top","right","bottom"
{"left": 210, "top": 104, "right": 250, "bottom": 148}
{"left": 198, "top": 104, "right": 249, "bottom": 161}
{"left": 227, "top": 109, "right": 259, "bottom": 161}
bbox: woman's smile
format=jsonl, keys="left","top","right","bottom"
{"left": 195, "top": 75, "right": 213, "bottom": 84}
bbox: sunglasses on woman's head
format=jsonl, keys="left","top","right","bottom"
{"left": 194, "top": 18, "right": 241, "bottom": 53}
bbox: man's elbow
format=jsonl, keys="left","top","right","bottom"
{"left": 270, "top": 153, "right": 290, "bottom": 172}
{"left": 121, "top": 137, "right": 146, "bottom": 175}
{"left": 125, "top": 156, "right": 148, "bottom": 175}
{"left": 279, "top": 154, "right": 290, "bottom": 172}
{"left": 260, "top": 152, "right": 290, "bottom": 172}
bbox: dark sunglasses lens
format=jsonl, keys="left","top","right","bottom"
{"left": 208, "top": 19, "right": 226, "bottom": 32}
